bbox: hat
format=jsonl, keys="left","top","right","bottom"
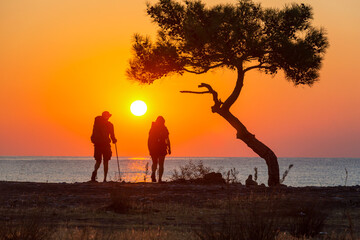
{"left": 102, "top": 111, "right": 112, "bottom": 118}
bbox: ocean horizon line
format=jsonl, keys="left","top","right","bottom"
{"left": 1, "top": 156, "right": 359, "bottom": 186}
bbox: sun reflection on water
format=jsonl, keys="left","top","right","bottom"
{"left": 129, "top": 157, "right": 148, "bottom": 160}
{"left": 119, "top": 158, "right": 151, "bottom": 182}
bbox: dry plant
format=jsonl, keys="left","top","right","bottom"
{"left": 170, "top": 160, "right": 213, "bottom": 181}
{"left": 53, "top": 227, "right": 117, "bottom": 240}
{"left": 225, "top": 167, "right": 240, "bottom": 184}
{"left": 287, "top": 201, "right": 328, "bottom": 238}
{"left": 322, "top": 232, "right": 359, "bottom": 240}
{"left": 0, "top": 210, "right": 54, "bottom": 240}
{"left": 344, "top": 168, "right": 348, "bottom": 186}
{"left": 114, "top": 228, "right": 197, "bottom": 240}
{"left": 144, "top": 162, "right": 149, "bottom": 182}
{"left": 54, "top": 227, "right": 197, "bottom": 240}
{"left": 254, "top": 167, "right": 258, "bottom": 182}
{"left": 280, "top": 164, "right": 294, "bottom": 184}
{"left": 338, "top": 208, "right": 358, "bottom": 240}
{"left": 107, "top": 188, "right": 133, "bottom": 213}
{"left": 195, "top": 195, "right": 283, "bottom": 240}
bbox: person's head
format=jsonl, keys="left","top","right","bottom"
{"left": 155, "top": 116, "right": 165, "bottom": 125}
{"left": 102, "top": 111, "right": 112, "bottom": 120}
{"left": 248, "top": 174, "right": 253, "bottom": 180}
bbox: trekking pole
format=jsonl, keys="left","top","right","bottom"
{"left": 115, "top": 143, "right": 121, "bottom": 181}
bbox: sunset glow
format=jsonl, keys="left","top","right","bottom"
{"left": 0, "top": 0, "right": 359, "bottom": 157}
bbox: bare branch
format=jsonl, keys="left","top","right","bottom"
{"left": 244, "top": 64, "right": 272, "bottom": 72}
{"left": 180, "top": 90, "right": 210, "bottom": 94}
{"left": 198, "top": 83, "right": 216, "bottom": 93}
{"left": 198, "top": 83, "right": 222, "bottom": 112}
{"left": 222, "top": 67, "right": 244, "bottom": 110}
{"left": 183, "top": 68, "right": 209, "bottom": 74}
{"left": 183, "top": 63, "right": 224, "bottom": 74}
{"left": 180, "top": 83, "right": 222, "bottom": 112}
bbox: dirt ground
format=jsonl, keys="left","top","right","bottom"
{"left": 0, "top": 181, "right": 359, "bottom": 235}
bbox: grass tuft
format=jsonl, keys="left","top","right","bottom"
{"left": 287, "top": 201, "right": 328, "bottom": 238}
{"left": 107, "top": 188, "right": 133, "bottom": 214}
{"left": 195, "top": 195, "right": 282, "bottom": 240}
{"left": 0, "top": 210, "right": 54, "bottom": 240}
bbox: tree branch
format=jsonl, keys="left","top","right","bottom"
{"left": 182, "top": 68, "right": 209, "bottom": 74}
{"left": 244, "top": 64, "right": 272, "bottom": 72}
{"left": 222, "top": 66, "right": 245, "bottom": 110}
{"left": 180, "top": 83, "right": 222, "bottom": 112}
{"left": 180, "top": 90, "right": 210, "bottom": 94}
{"left": 183, "top": 63, "right": 224, "bottom": 74}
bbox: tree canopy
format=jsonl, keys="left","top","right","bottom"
{"left": 127, "top": 0, "right": 328, "bottom": 86}
{"left": 127, "top": 0, "right": 328, "bottom": 186}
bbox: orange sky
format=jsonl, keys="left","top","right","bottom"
{"left": 0, "top": 0, "right": 359, "bottom": 157}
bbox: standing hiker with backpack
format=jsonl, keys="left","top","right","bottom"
{"left": 90, "top": 111, "right": 117, "bottom": 182}
{"left": 148, "top": 116, "right": 171, "bottom": 183}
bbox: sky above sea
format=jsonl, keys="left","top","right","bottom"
{"left": 0, "top": 0, "right": 359, "bottom": 157}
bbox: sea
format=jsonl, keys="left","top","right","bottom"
{"left": 0, "top": 157, "right": 359, "bottom": 187}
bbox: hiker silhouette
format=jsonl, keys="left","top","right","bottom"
{"left": 90, "top": 111, "right": 117, "bottom": 182}
{"left": 148, "top": 116, "right": 171, "bottom": 183}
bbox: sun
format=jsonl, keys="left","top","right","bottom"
{"left": 130, "top": 100, "right": 147, "bottom": 116}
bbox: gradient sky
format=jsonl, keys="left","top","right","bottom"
{"left": 0, "top": 0, "right": 359, "bottom": 157}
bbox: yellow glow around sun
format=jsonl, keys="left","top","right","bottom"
{"left": 130, "top": 100, "right": 147, "bottom": 116}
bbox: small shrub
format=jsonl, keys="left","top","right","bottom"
{"left": 340, "top": 209, "right": 357, "bottom": 240}
{"left": 170, "top": 160, "right": 213, "bottom": 181}
{"left": 195, "top": 196, "right": 282, "bottom": 240}
{"left": 224, "top": 168, "right": 240, "bottom": 184}
{"left": 107, "top": 188, "right": 133, "bottom": 213}
{"left": 287, "top": 201, "right": 328, "bottom": 238}
{"left": 0, "top": 211, "right": 54, "bottom": 240}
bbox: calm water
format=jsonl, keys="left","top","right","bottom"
{"left": 0, "top": 157, "right": 359, "bottom": 187}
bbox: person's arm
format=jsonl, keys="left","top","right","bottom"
{"left": 167, "top": 139, "right": 171, "bottom": 155}
{"left": 91, "top": 119, "right": 96, "bottom": 144}
{"left": 166, "top": 135, "right": 171, "bottom": 155}
{"left": 110, "top": 123, "right": 117, "bottom": 144}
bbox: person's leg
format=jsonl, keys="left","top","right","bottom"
{"left": 92, "top": 160, "right": 101, "bottom": 181}
{"left": 158, "top": 155, "right": 165, "bottom": 182}
{"left": 103, "top": 144, "right": 112, "bottom": 182}
{"left": 103, "top": 160, "right": 109, "bottom": 182}
{"left": 92, "top": 145, "right": 102, "bottom": 181}
{"left": 151, "top": 155, "right": 158, "bottom": 182}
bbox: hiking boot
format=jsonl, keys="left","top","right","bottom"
{"left": 91, "top": 172, "right": 97, "bottom": 182}
{"left": 151, "top": 173, "right": 156, "bottom": 182}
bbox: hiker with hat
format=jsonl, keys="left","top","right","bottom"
{"left": 90, "top": 111, "right": 117, "bottom": 182}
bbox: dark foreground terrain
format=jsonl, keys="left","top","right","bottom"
{"left": 0, "top": 181, "right": 359, "bottom": 239}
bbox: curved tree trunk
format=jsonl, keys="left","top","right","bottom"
{"left": 218, "top": 110, "right": 280, "bottom": 186}
{"left": 183, "top": 69, "right": 280, "bottom": 186}
{"left": 216, "top": 68, "right": 280, "bottom": 186}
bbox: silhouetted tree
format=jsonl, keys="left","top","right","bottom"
{"left": 127, "top": 0, "right": 328, "bottom": 186}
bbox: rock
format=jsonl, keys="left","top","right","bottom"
{"left": 203, "top": 172, "right": 225, "bottom": 184}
